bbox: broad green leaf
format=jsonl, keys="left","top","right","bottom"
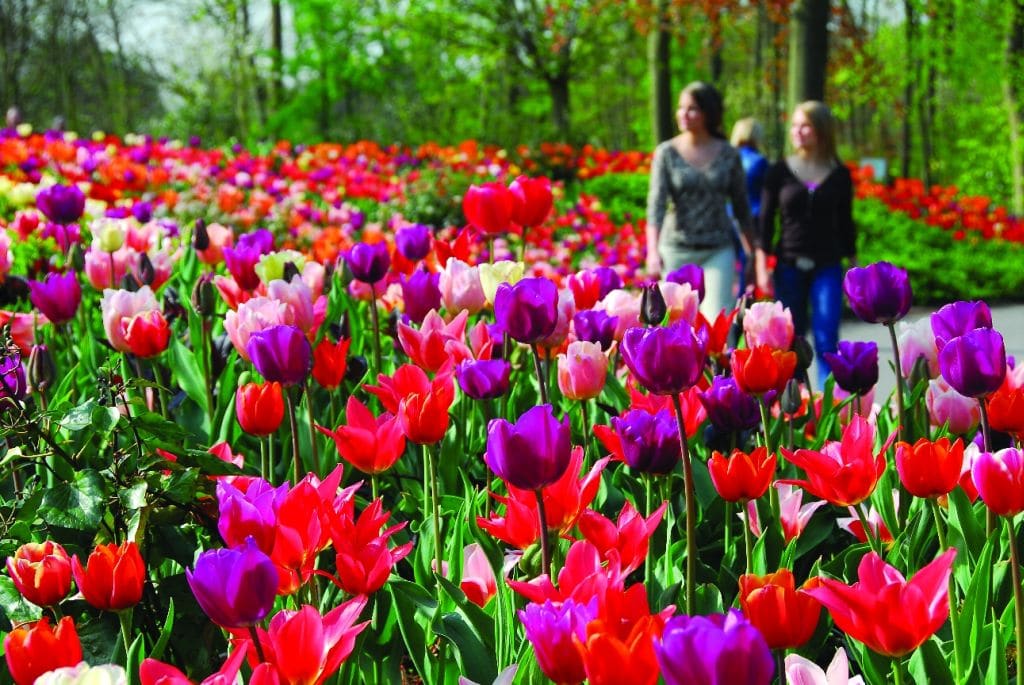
{"left": 40, "top": 469, "right": 107, "bottom": 530}
{"left": 171, "top": 337, "right": 209, "bottom": 414}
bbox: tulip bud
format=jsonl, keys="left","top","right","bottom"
{"left": 137, "top": 252, "right": 156, "bottom": 286}
{"left": 792, "top": 336, "right": 814, "bottom": 373}
{"left": 345, "top": 354, "right": 369, "bottom": 383}
{"left": 28, "top": 344, "right": 56, "bottom": 392}
{"left": 909, "top": 354, "right": 932, "bottom": 393}
{"left": 282, "top": 260, "right": 301, "bottom": 283}
{"left": 640, "top": 283, "right": 667, "bottom": 326}
{"left": 191, "top": 272, "right": 216, "bottom": 316}
{"left": 120, "top": 272, "right": 138, "bottom": 292}
{"left": 69, "top": 243, "right": 85, "bottom": 271}
{"left": 193, "top": 218, "right": 209, "bottom": 251}
{"left": 780, "top": 378, "right": 803, "bottom": 416}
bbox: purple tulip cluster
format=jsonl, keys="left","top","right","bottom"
{"left": 485, "top": 404, "right": 571, "bottom": 491}
{"left": 933, "top": 300, "right": 1006, "bottom": 398}
{"left": 612, "top": 408, "right": 680, "bottom": 474}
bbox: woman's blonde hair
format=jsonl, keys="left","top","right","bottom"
{"left": 730, "top": 118, "right": 763, "bottom": 150}
{"left": 793, "top": 100, "right": 838, "bottom": 161}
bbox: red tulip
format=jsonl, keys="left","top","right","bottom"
{"left": 579, "top": 615, "right": 663, "bottom": 685}
{"left": 972, "top": 447, "right": 1024, "bottom": 517}
{"left": 463, "top": 182, "right": 515, "bottom": 234}
{"left": 311, "top": 337, "right": 350, "bottom": 390}
{"left": 696, "top": 308, "right": 737, "bottom": 366}
{"left": 708, "top": 446, "right": 776, "bottom": 503}
{"left": 895, "top": 437, "right": 964, "bottom": 498}
{"left": 738, "top": 569, "right": 821, "bottom": 649}
{"left": 4, "top": 616, "right": 83, "bottom": 685}
{"left": 236, "top": 382, "right": 285, "bottom": 436}
{"left": 71, "top": 541, "right": 145, "bottom": 611}
{"left": 781, "top": 415, "right": 894, "bottom": 507}
{"left": 122, "top": 309, "right": 171, "bottom": 358}
{"left": 366, "top": 363, "right": 456, "bottom": 445}
{"left": 317, "top": 396, "right": 406, "bottom": 475}
{"left": 577, "top": 500, "right": 666, "bottom": 575}
{"left": 987, "top": 385, "right": 1024, "bottom": 435}
{"left": 396, "top": 310, "right": 471, "bottom": 373}
{"left": 271, "top": 482, "right": 329, "bottom": 595}
{"left": 805, "top": 549, "right": 956, "bottom": 657}
{"left": 730, "top": 345, "right": 797, "bottom": 396}
{"left": 325, "top": 499, "right": 413, "bottom": 596}
{"left": 509, "top": 175, "right": 553, "bottom": 227}
{"left": 6, "top": 541, "right": 72, "bottom": 608}
{"left": 252, "top": 597, "right": 369, "bottom": 685}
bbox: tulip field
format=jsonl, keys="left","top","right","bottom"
{"left": 1, "top": 130, "right": 1024, "bottom": 685}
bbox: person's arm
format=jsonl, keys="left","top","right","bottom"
{"left": 645, "top": 145, "right": 669, "bottom": 277}
{"left": 728, "top": 149, "right": 754, "bottom": 251}
{"left": 754, "top": 164, "right": 780, "bottom": 296}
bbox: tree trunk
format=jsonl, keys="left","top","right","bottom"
{"left": 548, "top": 73, "right": 570, "bottom": 143}
{"left": 105, "top": 0, "right": 130, "bottom": 133}
{"left": 270, "top": 0, "right": 284, "bottom": 113}
{"left": 901, "top": 0, "right": 916, "bottom": 179}
{"left": 1006, "top": 0, "right": 1024, "bottom": 214}
{"left": 787, "top": 0, "right": 830, "bottom": 112}
{"left": 648, "top": 0, "right": 673, "bottom": 144}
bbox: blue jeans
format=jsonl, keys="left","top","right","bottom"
{"left": 774, "top": 262, "right": 843, "bottom": 389}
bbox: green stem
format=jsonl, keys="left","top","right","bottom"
{"left": 580, "top": 400, "right": 591, "bottom": 467}
{"left": 260, "top": 436, "right": 269, "bottom": 481}
{"left": 671, "top": 393, "right": 697, "bottom": 615}
{"left": 369, "top": 282, "right": 382, "bottom": 378}
{"left": 644, "top": 474, "right": 654, "bottom": 593}
{"left": 981, "top": 400, "right": 996, "bottom": 538}
{"left": 891, "top": 657, "right": 905, "bottom": 685}
{"left": 854, "top": 501, "right": 880, "bottom": 555}
{"left": 304, "top": 384, "right": 320, "bottom": 475}
{"left": 118, "top": 609, "right": 133, "bottom": 659}
{"left": 285, "top": 387, "right": 302, "bottom": 483}
{"left": 536, "top": 489, "right": 552, "bottom": 578}
{"left": 1007, "top": 515, "right": 1024, "bottom": 685}
{"left": 776, "top": 649, "right": 786, "bottom": 685}
{"left": 887, "top": 322, "right": 907, "bottom": 444}
{"left": 723, "top": 499, "right": 733, "bottom": 569}
{"left": 372, "top": 474, "right": 380, "bottom": 502}
{"left": 662, "top": 477, "right": 672, "bottom": 586}
{"left": 248, "top": 625, "right": 266, "bottom": 663}
{"left": 931, "top": 498, "right": 963, "bottom": 684}
{"left": 531, "top": 344, "right": 549, "bottom": 405}
{"left": 426, "top": 443, "right": 443, "bottom": 585}
{"left": 759, "top": 398, "right": 780, "bottom": 527}
{"left": 744, "top": 501, "right": 756, "bottom": 575}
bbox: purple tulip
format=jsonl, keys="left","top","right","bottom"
{"left": 573, "top": 310, "right": 618, "bottom": 352}
{"left": 699, "top": 375, "right": 761, "bottom": 432}
{"left": 216, "top": 479, "right": 287, "bottom": 554}
{"left": 457, "top": 359, "right": 511, "bottom": 400}
{"left": 655, "top": 609, "right": 775, "bottom": 685}
{"left": 939, "top": 328, "right": 1006, "bottom": 398}
{"left": 246, "top": 324, "right": 312, "bottom": 386}
{"left": 186, "top": 538, "right": 278, "bottom": 628}
{"left": 36, "top": 184, "right": 85, "bottom": 225}
{"left": 931, "top": 300, "right": 993, "bottom": 353}
{"left": 0, "top": 353, "right": 26, "bottom": 404}
{"left": 40, "top": 221, "right": 81, "bottom": 253}
{"left": 621, "top": 321, "right": 708, "bottom": 395}
{"left": 493, "top": 278, "right": 559, "bottom": 345}
{"left": 346, "top": 241, "right": 391, "bottom": 284}
{"left": 485, "top": 404, "right": 571, "bottom": 490}
{"left": 666, "top": 263, "right": 706, "bottom": 303}
{"left": 224, "top": 229, "right": 274, "bottom": 291}
{"left": 401, "top": 270, "right": 442, "bottom": 324}
{"left": 29, "top": 272, "right": 81, "bottom": 325}
{"left": 518, "top": 599, "right": 596, "bottom": 685}
{"left": 131, "top": 201, "right": 153, "bottom": 224}
{"left": 593, "top": 266, "right": 623, "bottom": 299}
{"left": 843, "top": 261, "right": 912, "bottom": 324}
{"left": 612, "top": 409, "right": 680, "bottom": 474}
{"left": 395, "top": 224, "right": 432, "bottom": 261}
{"left": 822, "top": 340, "right": 879, "bottom": 395}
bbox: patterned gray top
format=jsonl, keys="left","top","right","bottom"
{"left": 646, "top": 141, "right": 753, "bottom": 249}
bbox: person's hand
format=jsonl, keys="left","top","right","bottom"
{"left": 646, "top": 252, "right": 662, "bottom": 280}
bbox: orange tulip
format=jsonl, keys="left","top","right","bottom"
{"left": 4, "top": 617, "right": 83, "bottom": 685}
{"left": 71, "top": 541, "right": 145, "bottom": 611}
{"left": 730, "top": 345, "right": 797, "bottom": 396}
{"left": 708, "top": 446, "right": 776, "bottom": 503}
{"left": 738, "top": 569, "right": 821, "bottom": 649}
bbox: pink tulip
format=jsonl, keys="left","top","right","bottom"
{"left": 439, "top": 258, "right": 486, "bottom": 315}
{"left": 539, "top": 288, "right": 576, "bottom": 349}
{"left": 897, "top": 316, "right": 939, "bottom": 378}
{"left": 134, "top": 249, "right": 175, "bottom": 290}
{"left": 100, "top": 286, "right": 160, "bottom": 353}
{"left": 785, "top": 648, "right": 865, "bottom": 685}
{"left": 84, "top": 245, "right": 134, "bottom": 290}
{"left": 743, "top": 301, "right": 795, "bottom": 351}
{"left": 0, "top": 311, "right": 38, "bottom": 356}
{"left": 660, "top": 281, "right": 700, "bottom": 325}
{"left": 397, "top": 309, "right": 472, "bottom": 372}
{"left": 301, "top": 261, "right": 327, "bottom": 301}
{"left": 596, "top": 289, "right": 640, "bottom": 341}
{"left": 926, "top": 376, "right": 980, "bottom": 435}
{"left": 224, "top": 296, "right": 288, "bottom": 361}
{"left": 459, "top": 543, "right": 497, "bottom": 608}
{"left": 267, "top": 277, "right": 317, "bottom": 334}
{"left": 0, "top": 231, "right": 10, "bottom": 281}
{"left": 197, "top": 223, "right": 235, "bottom": 265}
{"left": 557, "top": 341, "right": 608, "bottom": 400}
{"left": 972, "top": 447, "right": 1024, "bottom": 517}
{"left": 745, "top": 483, "right": 827, "bottom": 543}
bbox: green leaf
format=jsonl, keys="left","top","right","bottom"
{"left": 0, "top": 576, "right": 42, "bottom": 625}
{"left": 119, "top": 479, "right": 149, "bottom": 511}
{"left": 40, "top": 469, "right": 107, "bottom": 530}
{"left": 908, "top": 638, "right": 954, "bottom": 685}
{"left": 388, "top": 579, "right": 438, "bottom": 685}
{"left": 170, "top": 337, "right": 209, "bottom": 414}
{"left": 435, "top": 576, "right": 497, "bottom": 685}
{"left": 61, "top": 398, "right": 99, "bottom": 431}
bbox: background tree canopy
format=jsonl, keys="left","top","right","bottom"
{"left": 3, "top": 0, "right": 1023, "bottom": 209}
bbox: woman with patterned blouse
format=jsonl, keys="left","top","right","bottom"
{"left": 646, "top": 81, "right": 753, "bottom": 318}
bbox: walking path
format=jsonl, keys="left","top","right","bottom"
{"left": 807, "top": 304, "right": 1024, "bottom": 400}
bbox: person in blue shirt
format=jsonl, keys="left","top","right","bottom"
{"left": 730, "top": 118, "right": 768, "bottom": 293}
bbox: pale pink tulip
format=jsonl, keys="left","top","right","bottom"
{"left": 557, "top": 341, "right": 608, "bottom": 400}
{"left": 267, "top": 277, "right": 316, "bottom": 334}
{"left": 439, "top": 258, "right": 486, "bottom": 315}
{"left": 660, "top": 281, "right": 700, "bottom": 325}
{"left": 785, "top": 648, "right": 865, "bottom": 685}
{"left": 0, "top": 230, "right": 10, "bottom": 280}
{"left": 926, "top": 376, "right": 980, "bottom": 435}
{"left": 596, "top": 289, "right": 640, "bottom": 341}
{"left": 743, "top": 301, "right": 795, "bottom": 351}
{"left": 84, "top": 245, "right": 134, "bottom": 290}
{"left": 745, "top": 483, "right": 827, "bottom": 543}
{"left": 197, "top": 222, "right": 235, "bottom": 265}
{"left": 101, "top": 286, "right": 160, "bottom": 352}
{"left": 539, "top": 288, "right": 576, "bottom": 349}
{"left": 897, "top": 316, "right": 939, "bottom": 378}
{"left": 460, "top": 543, "right": 497, "bottom": 608}
{"left": 224, "top": 296, "right": 288, "bottom": 360}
